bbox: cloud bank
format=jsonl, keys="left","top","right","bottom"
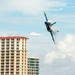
{"left": 0, "top": 0, "right": 67, "bottom": 14}
{"left": 44, "top": 34, "right": 75, "bottom": 64}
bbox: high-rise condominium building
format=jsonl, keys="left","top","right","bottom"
{"left": 0, "top": 36, "right": 28, "bottom": 75}
{"left": 28, "top": 57, "right": 39, "bottom": 75}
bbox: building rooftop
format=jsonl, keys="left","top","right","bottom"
{"left": 28, "top": 57, "right": 39, "bottom": 59}
{"left": 0, "top": 36, "right": 29, "bottom": 39}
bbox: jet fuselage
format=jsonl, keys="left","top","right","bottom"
{"left": 45, "top": 22, "right": 52, "bottom": 32}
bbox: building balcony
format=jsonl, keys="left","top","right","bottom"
{"left": 10, "top": 72, "right": 14, "bottom": 74}
{"left": 10, "top": 66, "right": 14, "bottom": 68}
{"left": 1, "top": 56, "right": 4, "bottom": 58}
{"left": 6, "top": 64, "right": 9, "bottom": 66}
{"left": 10, "top": 69, "right": 14, "bottom": 71}
{"left": 1, "top": 60, "right": 4, "bottom": 63}
{"left": 1, "top": 43, "right": 5, "bottom": 45}
{"left": 6, "top": 61, "right": 9, "bottom": 63}
{"left": 1, "top": 64, "right": 4, "bottom": 66}
{"left": 10, "top": 61, "right": 14, "bottom": 63}
{"left": 6, "top": 70, "right": 9, "bottom": 72}
{"left": 1, "top": 50, "right": 4, "bottom": 52}
{"left": 6, "top": 57, "right": 9, "bottom": 58}
{"left": 1, "top": 48, "right": 4, "bottom": 50}
{"left": 6, "top": 55, "right": 9, "bottom": 57}
{"left": 1, "top": 57, "right": 4, "bottom": 59}
{"left": 10, "top": 67, "right": 14, "bottom": 69}
{"left": 1, "top": 71, "right": 4, "bottom": 73}
{"left": 6, "top": 43, "right": 9, "bottom": 45}
{"left": 1, "top": 68, "right": 4, "bottom": 70}
{"left": 1, "top": 62, "right": 4, "bottom": 63}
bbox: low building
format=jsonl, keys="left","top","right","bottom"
{"left": 28, "top": 57, "right": 39, "bottom": 75}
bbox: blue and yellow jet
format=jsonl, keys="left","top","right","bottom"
{"left": 44, "top": 11, "right": 59, "bottom": 44}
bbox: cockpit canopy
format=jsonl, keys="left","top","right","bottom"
{"left": 47, "top": 20, "right": 54, "bottom": 24}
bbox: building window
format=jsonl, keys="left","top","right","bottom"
{"left": 16, "top": 72, "right": 19, "bottom": 74}
{"left": 1, "top": 72, "right": 4, "bottom": 74}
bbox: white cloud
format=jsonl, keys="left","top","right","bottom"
{"left": 49, "top": 8, "right": 63, "bottom": 11}
{"left": 30, "top": 32, "right": 41, "bottom": 36}
{"left": 44, "top": 34, "right": 75, "bottom": 64}
{"left": 44, "top": 51, "right": 59, "bottom": 64}
{"left": 0, "top": 0, "right": 67, "bottom": 14}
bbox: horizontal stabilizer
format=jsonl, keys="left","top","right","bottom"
{"left": 50, "top": 22, "right": 56, "bottom": 26}
{"left": 51, "top": 27, "right": 59, "bottom": 35}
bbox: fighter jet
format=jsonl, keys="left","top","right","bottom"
{"left": 44, "top": 11, "right": 59, "bottom": 44}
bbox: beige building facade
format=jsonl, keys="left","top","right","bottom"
{"left": 0, "top": 36, "right": 28, "bottom": 75}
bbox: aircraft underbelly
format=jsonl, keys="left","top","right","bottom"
{"left": 46, "top": 25, "right": 51, "bottom": 32}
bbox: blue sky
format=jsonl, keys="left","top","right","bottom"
{"left": 0, "top": 0, "right": 75, "bottom": 75}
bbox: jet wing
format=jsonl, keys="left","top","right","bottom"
{"left": 44, "top": 11, "right": 48, "bottom": 21}
{"left": 50, "top": 31, "right": 56, "bottom": 44}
